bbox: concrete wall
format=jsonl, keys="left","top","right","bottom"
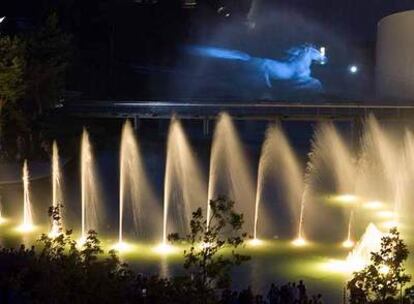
{"left": 377, "top": 10, "right": 414, "bottom": 101}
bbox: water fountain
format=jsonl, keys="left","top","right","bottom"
{"left": 17, "top": 160, "right": 34, "bottom": 232}
{"left": 80, "top": 129, "right": 100, "bottom": 241}
{"left": 207, "top": 113, "right": 255, "bottom": 232}
{"left": 255, "top": 124, "right": 304, "bottom": 241}
{"left": 162, "top": 116, "right": 206, "bottom": 245}
{"left": 346, "top": 223, "right": 383, "bottom": 271}
{"left": 359, "top": 116, "right": 402, "bottom": 227}
{"left": 50, "top": 141, "right": 63, "bottom": 237}
{"left": 301, "top": 122, "right": 357, "bottom": 244}
{"left": 117, "top": 120, "right": 159, "bottom": 251}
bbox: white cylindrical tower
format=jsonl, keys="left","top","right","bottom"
{"left": 376, "top": 10, "right": 414, "bottom": 101}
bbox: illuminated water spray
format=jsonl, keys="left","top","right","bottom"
{"left": 207, "top": 113, "right": 255, "bottom": 232}
{"left": 346, "top": 223, "right": 382, "bottom": 271}
{"left": 50, "top": 141, "right": 63, "bottom": 237}
{"left": 80, "top": 129, "right": 99, "bottom": 241}
{"left": 343, "top": 210, "right": 355, "bottom": 248}
{"left": 162, "top": 117, "right": 206, "bottom": 246}
{"left": 254, "top": 124, "right": 303, "bottom": 242}
{"left": 293, "top": 186, "right": 308, "bottom": 246}
{"left": 18, "top": 160, "right": 34, "bottom": 232}
{"left": 117, "top": 120, "right": 158, "bottom": 251}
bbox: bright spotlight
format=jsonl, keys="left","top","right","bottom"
{"left": 292, "top": 237, "right": 307, "bottom": 247}
{"left": 48, "top": 230, "right": 62, "bottom": 239}
{"left": 0, "top": 17, "right": 5, "bottom": 24}
{"left": 342, "top": 239, "right": 355, "bottom": 248}
{"left": 382, "top": 220, "right": 399, "bottom": 229}
{"left": 349, "top": 65, "right": 359, "bottom": 74}
{"left": 379, "top": 264, "right": 390, "bottom": 275}
{"left": 248, "top": 238, "right": 263, "bottom": 246}
{"left": 334, "top": 194, "right": 358, "bottom": 204}
{"left": 154, "top": 243, "right": 175, "bottom": 254}
{"left": 200, "top": 242, "right": 214, "bottom": 249}
{"left": 376, "top": 211, "right": 394, "bottom": 219}
{"left": 112, "top": 241, "right": 132, "bottom": 253}
{"left": 320, "top": 47, "right": 327, "bottom": 65}
{"left": 16, "top": 223, "right": 36, "bottom": 233}
{"left": 363, "top": 201, "right": 383, "bottom": 210}
{"left": 77, "top": 236, "right": 87, "bottom": 248}
{"left": 0, "top": 217, "right": 7, "bottom": 225}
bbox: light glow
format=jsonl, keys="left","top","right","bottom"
{"left": 112, "top": 241, "right": 133, "bottom": 253}
{"left": 77, "top": 236, "right": 87, "bottom": 248}
{"left": 16, "top": 223, "right": 36, "bottom": 233}
{"left": 382, "top": 220, "right": 399, "bottom": 229}
{"left": 342, "top": 239, "right": 355, "bottom": 248}
{"left": 154, "top": 243, "right": 175, "bottom": 254}
{"left": 379, "top": 264, "right": 390, "bottom": 275}
{"left": 292, "top": 237, "right": 307, "bottom": 247}
{"left": 363, "top": 201, "right": 383, "bottom": 210}
{"left": 334, "top": 194, "right": 358, "bottom": 204}
{"left": 248, "top": 238, "right": 263, "bottom": 246}
{"left": 349, "top": 65, "right": 358, "bottom": 74}
{"left": 200, "top": 242, "right": 214, "bottom": 250}
{"left": 376, "top": 211, "right": 394, "bottom": 219}
{"left": 48, "top": 229, "right": 62, "bottom": 238}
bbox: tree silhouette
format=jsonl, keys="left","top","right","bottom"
{"left": 348, "top": 228, "right": 411, "bottom": 304}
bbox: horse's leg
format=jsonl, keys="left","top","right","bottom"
{"left": 294, "top": 77, "right": 323, "bottom": 91}
{"left": 264, "top": 70, "right": 272, "bottom": 87}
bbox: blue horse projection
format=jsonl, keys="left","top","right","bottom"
{"left": 187, "top": 44, "right": 327, "bottom": 92}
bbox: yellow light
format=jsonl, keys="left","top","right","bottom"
{"left": 379, "top": 264, "right": 390, "bottom": 275}
{"left": 48, "top": 230, "right": 62, "bottom": 238}
{"left": 363, "top": 201, "right": 383, "bottom": 210}
{"left": 15, "top": 223, "right": 36, "bottom": 233}
{"left": 333, "top": 194, "right": 358, "bottom": 205}
{"left": 342, "top": 239, "right": 355, "bottom": 248}
{"left": 248, "top": 238, "right": 263, "bottom": 246}
{"left": 153, "top": 243, "right": 175, "bottom": 254}
{"left": 323, "top": 257, "right": 365, "bottom": 273}
{"left": 77, "top": 236, "right": 87, "bottom": 248}
{"left": 382, "top": 220, "right": 399, "bottom": 229}
{"left": 0, "top": 217, "right": 7, "bottom": 225}
{"left": 292, "top": 237, "right": 307, "bottom": 247}
{"left": 376, "top": 211, "right": 394, "bottom": 219}
{"left": 200, "top": 242, "right": 214, "bottom": 249}
{"left": 112, "top": 241, "right": 133, "bottom": 253}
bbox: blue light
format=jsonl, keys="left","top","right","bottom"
{"left": 349, "top": 65, "right": 358, "bottom": 74}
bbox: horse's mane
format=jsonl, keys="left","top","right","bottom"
{"left": 284, "top": 43, "right": 316, "bottom": 61}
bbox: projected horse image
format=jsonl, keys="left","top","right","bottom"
{"left": 187, "top": 44, "right": 327, "bottom": 92}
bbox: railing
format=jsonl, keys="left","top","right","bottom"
{"left": 60, "top": 100, "right": 414, "bottom": 121}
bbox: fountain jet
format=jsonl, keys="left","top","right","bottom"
{"left": 255, "top": 124, "right": 303, "bottom": 240}
{"left": 346, "top": 223, "right": 383, "bottom": 271}
{"left": 18, "top": 160, "right": 34, "bottom": 232}
{"left": 80, "top": 129, "right": 100, "bottom": 241}
{"left": 162, "top": 117, "right": 206, "bottom": 244}
{"left": 50, "top": 141, "right": 63, "bottom": 237}
{"left": 207, "top": 113, "right": 255, "bottom": 232}
{"left": 118, "top": 120, "right": 159, "bottom": 247}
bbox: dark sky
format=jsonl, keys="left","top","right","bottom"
{"left": 238, "top": 0, "right": 414, "bottom": 43}
{"left": 1, "top": 0, "right": 414, "bottom": 44}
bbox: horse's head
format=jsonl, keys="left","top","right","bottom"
{"left": 306, "top": 45, "right": 328, "bottom": 65}
{"left": 286, "top": 44, "right": 327, "bottom": 65}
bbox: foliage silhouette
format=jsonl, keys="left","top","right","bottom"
{"left": 168, "top": 197, "right": 251, "bottom": 303}
{"left": 348, "top": 228, "right": 412, "bottom": 304}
